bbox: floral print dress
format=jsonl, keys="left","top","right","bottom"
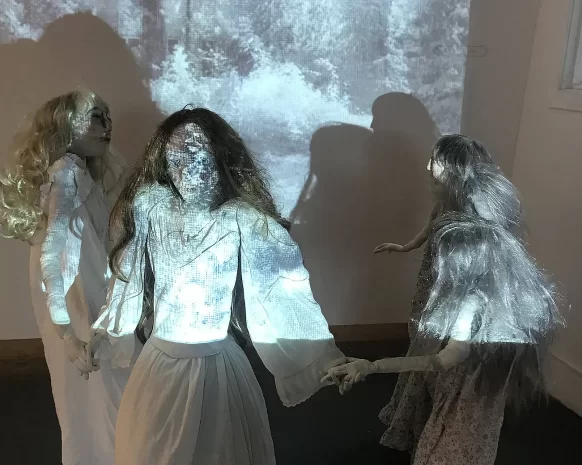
{"left": 378, "top": 237, "right": 508, "bottom": 465}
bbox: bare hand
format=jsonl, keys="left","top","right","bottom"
{"left": 63, "top": 332, "right": 92, "bottom": 380}
{"left": 320, "top": 358, "right": 376, "bottom": 394}
{"left": 83, "top": 330, "right": 107, "bottom": 377}
{"left": 373, "top": 243, "right": 404, "bottom": 254}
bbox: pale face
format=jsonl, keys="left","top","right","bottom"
{"left": 427, "top": 156, "right": 445, "bottom": 196}
{"left": 427, "top": 156, "right": 444, "bottom": 179}
{"left": 166, "top": 123, "right": 219, "bottom": 192}
{"left": 69, "top": 99, "right": 112, "bottom": 158}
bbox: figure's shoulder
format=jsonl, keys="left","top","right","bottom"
{"left": 132, "top": 184, "right": 173, "bottom": 218}
{"left": 47, "top": 153, "right": 86, "bottom": 182}
{"left": 44, "top": 153, "right": 92, "bottom": 205}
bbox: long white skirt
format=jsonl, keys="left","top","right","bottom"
{"left": 30, "top": 248, "right": 133, "bottom": 465}
{"left": 115, "top": 336, "right": 276, "bottom": 465}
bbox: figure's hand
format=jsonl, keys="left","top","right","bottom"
{"left": 63, "top": 331, "right": 92, "bottom": 380}
{"left": 83, "top": 330, "right": 107, "bottom": 377}
{"left": 319, "top": 356, "right": 347, "bottom": 387}
{"left": 321, "top": 358, "right": 377, "bottom": 394}
{"left": 373, "top": 243, "right": 405, "bottom": 254}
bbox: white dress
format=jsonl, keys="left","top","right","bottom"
{"left": 29, "top": 153, "right": 134, "bottom": 465}
{"left": 93, "top": 184, "right": 344, "bottom": 465}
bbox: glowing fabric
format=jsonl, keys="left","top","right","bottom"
{"left": 30, "top": 152, "right": 131, "bottom": 465}
{"left": 94, "top": 183, "right": 343, "bottom": 405}
{"left": 39, "top": 154, "right": 97, "bottom": 325}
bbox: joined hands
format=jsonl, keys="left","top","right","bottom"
{"left": 321, "top": 357, "right": 378, "bottom": 395}
{"left": 63, "top": 330, "right": 99, "bottom": 380}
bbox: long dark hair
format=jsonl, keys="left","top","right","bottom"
{"left": 420, "top": 213, "right": 564, "bottom": 408}
{"left": 431, "top": 134, "right": 523, "bottom": 232}
{"left": 110, "top": 107, "right": 289, "bottom": 344}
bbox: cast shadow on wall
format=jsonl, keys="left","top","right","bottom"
{"left": 0, "top": 12, "right": 163, "bottom": 168}
{"left": 290, "top": 92, "right": 440, "bottom": 325}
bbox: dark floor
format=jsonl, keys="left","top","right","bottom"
{"left": 1, "top": 342, "right": 581, "bottom": 465}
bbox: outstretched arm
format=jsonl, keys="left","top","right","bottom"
{"left": 323, "top": 339, "right": 470, "bottom": 394}
{"left": 374, "top": 202, "right": 441, "bottom": 254}
{"left": 324, "top": 295, "right": 477, "bottom": 393}
{"left": 237, "top": 205, "right": 345, "bottom": 407}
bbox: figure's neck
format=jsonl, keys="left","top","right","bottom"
{"left": 67, "top": 147, "right": 106, "bottom": 182}
{"left": 85, "top": 156, "right": 104, "bottom": 182}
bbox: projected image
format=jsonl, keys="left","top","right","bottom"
{"left": 1, "top": 0, "right": 469, "bottom": 216}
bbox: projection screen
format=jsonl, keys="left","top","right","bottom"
{"left": 1, "top": 0, "right": 469, "bottom": 217}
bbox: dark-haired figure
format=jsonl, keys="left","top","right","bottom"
{"left": 324, "top": 135, "right": 563, "bottom": 465}
{"left": 85, "top": 108, "right": 345, "bottom": 465}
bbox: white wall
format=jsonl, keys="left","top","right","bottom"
{"left": 512, "top": 0, "right": 582, "bottom": 416}
{"left": 461, "top": 0, "right": 541, "bottom": 174}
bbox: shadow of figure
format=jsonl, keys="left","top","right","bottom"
{"left": 290, "top": 93, "right": 440, "bottom": 325}
{"left": 39, "top": 13, "right": 164, "bottom": 165}
{"left": 0, "top": 12, "right": 163, "bottom": 168}
{"left": 0, "top": 12, "right": 164, "bottom": 336}
{"left": 0, "top": 13, "right": 164, "bottom": 462}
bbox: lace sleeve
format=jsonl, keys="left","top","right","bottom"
{"left": 237, "top": 205, "right": 344, "bottom": 407}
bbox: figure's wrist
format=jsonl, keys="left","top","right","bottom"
{"left": 372, "top": 357, "right": 396, "bottom": 374}
{"left": 371, "top": 360, "right": 382, "bottom": 373}
{"left": 55, "top": 323, "right": 73, "bottom": 340}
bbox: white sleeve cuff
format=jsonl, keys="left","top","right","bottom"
{"left": 275, "top": 347, "right": 344, "bottom": 407}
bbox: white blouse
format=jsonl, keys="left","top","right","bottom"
{"left": 93, "top": 184, "right": 344, "bottom": 406}
{"left": 35, "top": 152, "right": 110, "bottom": 330}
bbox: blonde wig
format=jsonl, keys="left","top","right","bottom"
{"left": 0, "top": 89, "right": 121, "bottom": 241}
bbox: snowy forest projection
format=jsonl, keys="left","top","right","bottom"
{"left": 1, "top": 0, "right": 470, "bottom": 216}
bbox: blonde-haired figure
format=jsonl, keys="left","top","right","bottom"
{"left": 0, "top": 89, "right": 130, "bottom": 465}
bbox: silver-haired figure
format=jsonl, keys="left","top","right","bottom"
{"left": 324, "top": 135, "right": 564, "bottom": 465}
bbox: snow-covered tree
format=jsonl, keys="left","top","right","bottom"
{"left": 151, "top": 44, "right": 198, "bottom": 112}
{"left": 410, "top": 0, "right": 470, "bottom": 133}
{"left": 141, "top": 0, "right": 165, "bottom": 79}
{"left": 382, "top": 0, "right": 420, "bottom": 94}
{"left": 0, "top": 0, "right": 30, "bottom": 41}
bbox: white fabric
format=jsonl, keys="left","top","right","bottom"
{"left": 94, "top": 185, "right": 343, "bottom": 404}
{"left": 29, "top": 153, "right": 134, "bottom": 465}
{"left": 115, "top": 336, "right": 276, "bottom": 465}
{"left": 93, "top": 184, "right": 343, "bottom": 464}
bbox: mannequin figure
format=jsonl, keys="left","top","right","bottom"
{"left": 85, "top": 108, "right": 345, "bottom": 465}
{"left": 324, "top": 213, "right": 562, "bottom": 465}
{"left": 323, "top": 136, "right": 563, "bottom": 465}
{"left": 0, "top": 89, "right": 129, "bottom": 465}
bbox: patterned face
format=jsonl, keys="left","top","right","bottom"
{"left": 166, "top": 123, "right": 219, "bottom": 194}
{"left": 427, "top": 154, "right": 446, "bottom": 200}
{"left": 70, "top": 99, "right": 112, "bottom": 158}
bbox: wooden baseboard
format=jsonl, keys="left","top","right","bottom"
{"left": 0, "top": 324, "right": 408, "bottom": 359}
{"left": 330, "top": 323, "right": 408, "bottom": 343}
{"left": 0, "top": 337, "right": 45, "bottom": 360}
{"left": 0, "top": 323, "right": 409, "bottom": 376}
{"left": 545, "top": 351, "right": 582, "bottom": 417}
